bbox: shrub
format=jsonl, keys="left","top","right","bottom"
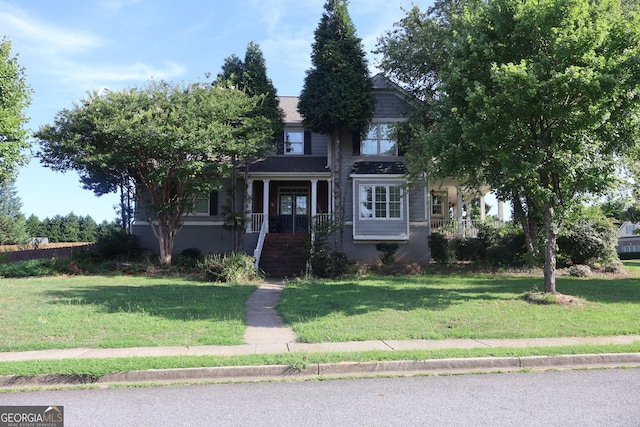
{"left": 452, "top": 237, "right": 484, "bottom": 262}
{"left": 428, "top": 232, "right": 455, "bottom": 264}
{"left": 310, "top": 251, "right": 354, "bottom": 279}
{"left": 94, "top": 230, "right": 142, "bottom": 261}
{"left": 618, "top": 251, "right": 640, "bottom": 260}
{"left": 375, "top": 243, "right": 399, "bottom": 266}
{"left": 477, "top": 223, "right": 527, "bottom": 267}
{"left": 173, "top": 247, "right": 203, "bottom": 267}
{"left": 0, "top": 259, "right": 56, "bottom": 277}
{"left": 604, "top": 260, "right": 624, "bottom": 274}
{"left": 198, "top": 252, "right": 258, "bottom": 283}
{"left": 558, "top": 209, "right": 618, "bottom": 265}
{"left": 567, "top": 264, "right": 592, "bottom": 277}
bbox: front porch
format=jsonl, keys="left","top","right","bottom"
{"left": 427, "top": 181, "right": 506, "bottom": 238}
{"left": 245, "top": 178, "right": 332, "bottom": 234}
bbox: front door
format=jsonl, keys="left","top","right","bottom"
{"left": 278, "top": 191, "right": 309, "bottom": 233}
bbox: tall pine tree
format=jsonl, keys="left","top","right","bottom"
{"left": 216, "top": 42, "right": 285, "bottom": 250}
{"left": 298, "top": 0, "right": 375, "bottom": 250}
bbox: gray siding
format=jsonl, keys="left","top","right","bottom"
{"left": 311, "top": 132, "right": 328, "bottom": 156}
{"left": 373, "top": 92, "right": 414, "bottom": 119}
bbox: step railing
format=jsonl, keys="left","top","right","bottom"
{"left": 253, "top": 216, "right": 268, "bottom": 270}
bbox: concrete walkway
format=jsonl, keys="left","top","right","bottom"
{"left": 243, "top": 279, "right": 297, "bottom": 345}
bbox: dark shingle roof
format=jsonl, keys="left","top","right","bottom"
{"left": 351, "top": 161, "right": 406, "bottom": 175}
{"left": 248, "top": 156, "right": 329, "bottom": 173}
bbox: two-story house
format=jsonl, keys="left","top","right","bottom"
{"left": 617, "top": 221, "right": 640, "bottom": 253}
{"left": 132, "top": 75, "right": 498, "bottom": 275}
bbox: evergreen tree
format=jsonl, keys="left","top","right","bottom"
{"left": 25, "top": 214, "right": 41, "bottom": 238}
{"left": 78, "top": 215, "right": 98, "bottom": 242}
{"left": 216, "top": 42, "right": 285, "bottom": 250}
{"left": 0, "top": 181, "right": 28, "bottom": 244}
{"left": 61, "top": 212, "right": 80, "bottom": 242}
{"left": 298, "top": 0, "right": 376, "bottom": 250}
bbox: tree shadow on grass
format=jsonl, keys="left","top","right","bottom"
{"left": 278, "top": 274, "right": 640, "bottom": 321}
{"left": 43, "top": 283, "right": 254, "bottom": 322}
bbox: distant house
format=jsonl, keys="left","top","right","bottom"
{"left": 132, "top": 75, "right": 504, "bottom": 275}
{"left": 617, "top": 221, "right": 640, "bottom": 253}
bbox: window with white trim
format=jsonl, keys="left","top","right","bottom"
{"left": 192, "top": 194, "right": 210, "bottom": 215}
{"left": 362, "top": 123, "right": 397, "bottom": 156}
{"left": 625, "top": 224, "right": 637, "bottom": 235}
{"left": 359, "top": 184, "right": 402, "bottom": 219}
{"left": 284, "top": 130, "right": 304, "bottom": 155}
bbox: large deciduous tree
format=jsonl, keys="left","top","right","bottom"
{"left": 36, "top": 81, "right": 272, "bottom": 265}
{"left": 0, "top": 37, "right": 31, "bottom": 184}
{"left": 378, "top": 0, "right": 640, "bottom": 293}
{"left": 216, "top": 42, "right": 285, "bottom": 250}
{"left": 298, "top": 0, "right": 376, "bottom": 250}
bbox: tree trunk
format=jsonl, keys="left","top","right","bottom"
{"left": 156, "top": 219, "right": 175, "bottom": 266}
{"left": 512, "top": 195, "right": 534, "bottom": 255}
{"left": 332, "top": 127, "right": 343, "bottom": 251}
{"left": 542, "top": 200, "right": 557, "bottom": 294}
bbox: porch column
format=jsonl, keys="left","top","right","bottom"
{"left": 480, "top": 194, "right": 486, "bottom": 221}
{"left": 498, "top": 200, "right": 505, "bottom": 222}
{"left": 263, "top": 179, "right": 270, "bottom": 231}
{"left": 328, "top": 179, "right": 333, "bottom": 217}
{"left": 457, "top": 187, "right": 464, "bottom": 236}
{"left": 246, "top": 179, "right": 253, "bottom": 232}
{"left": 311, "top": 179, "right": 318, "bottom": 222}
{"left": 425, "top": 178, "right": 431, "bottom": 227}
{"left": 311, "top": 179, "right": 318, "bottom": 241}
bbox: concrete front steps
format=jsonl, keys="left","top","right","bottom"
{"left": 258, "top": 233, "right": 308, "bottom": 278}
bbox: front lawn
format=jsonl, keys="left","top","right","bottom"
{"left": 0, "top": 275, "right": 256, "bottom": 352}
{"left": 278, "top": 262, "right": 640, "bottom": 342}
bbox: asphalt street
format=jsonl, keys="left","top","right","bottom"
{"left": 2, "top": 368, "right": 639, "bottom": 426}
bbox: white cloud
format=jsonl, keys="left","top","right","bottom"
{"left": 59, "top": 61, "right": 187, "bottom": 87}
{"left": 0, "top": 2, "right": 103, "bottom": 53}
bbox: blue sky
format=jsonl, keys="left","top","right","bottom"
{"left": 2, "top": 0, "right": 431, "bottom": 223}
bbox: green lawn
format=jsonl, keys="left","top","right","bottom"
{"left": 0, "top": 275, "right": 256, "bottom": 352}
{"left": 278, "top": 261, "right": 640, "bottom": 342}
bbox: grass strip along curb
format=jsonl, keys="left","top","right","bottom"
{"left": 1, "top": 343, "right": 640, "bottom": 389}
{"left": 2, "top": 352, "right": 640, "bottom": 389}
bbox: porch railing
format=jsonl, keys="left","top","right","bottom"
{"left": 430, "top": 219, "right": 503, "bottom": 238}
{"left": 249, "top": 213, "right": 333, "bottom": 233}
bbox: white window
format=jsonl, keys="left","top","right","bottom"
{"left": 431, "top": 192, "right": 446, "bottom": 216}
{"left": 284, "top": 130, "right": 304, "bottom": 155}
{"left": 625, "top": 224, "right": 637, "bottom": 235}
{"left": 362, "top": 123, "right": 397, "bottom": 156}
{"left": 359, "top": 184, "right": 402, "bottom": 220}
{"left": 192, "top": 194, "right": 210, "bottom": 215}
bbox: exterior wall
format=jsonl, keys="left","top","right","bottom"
{"left": 310, "top": 132, "right": 329, "bottom": 156}
{"left": 341, "top": 225, "right": 430, "bottom": 264}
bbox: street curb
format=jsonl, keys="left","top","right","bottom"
{"left": 2, "top": 353, "right": 640, "bottom": 388}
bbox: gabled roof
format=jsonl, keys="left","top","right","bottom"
{"left": 278, "top": 96, "right": 303, "bottom": 124}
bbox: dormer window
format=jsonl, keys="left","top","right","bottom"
{"left": 284, "top": 130, "right": 304, "bottom": 155}
{"left": 362, "top": 123, "right": 397, "bottom": 156}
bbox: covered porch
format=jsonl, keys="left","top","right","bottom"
{"left": 245, "top": 177, "right": 333, "bottom": 234}
{"left": 428, "top": 180, "right": 506, "bottom": 238}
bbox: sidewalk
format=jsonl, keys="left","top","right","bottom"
{"left": 1, "top": 278, "right": 639, "bottom": 387}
